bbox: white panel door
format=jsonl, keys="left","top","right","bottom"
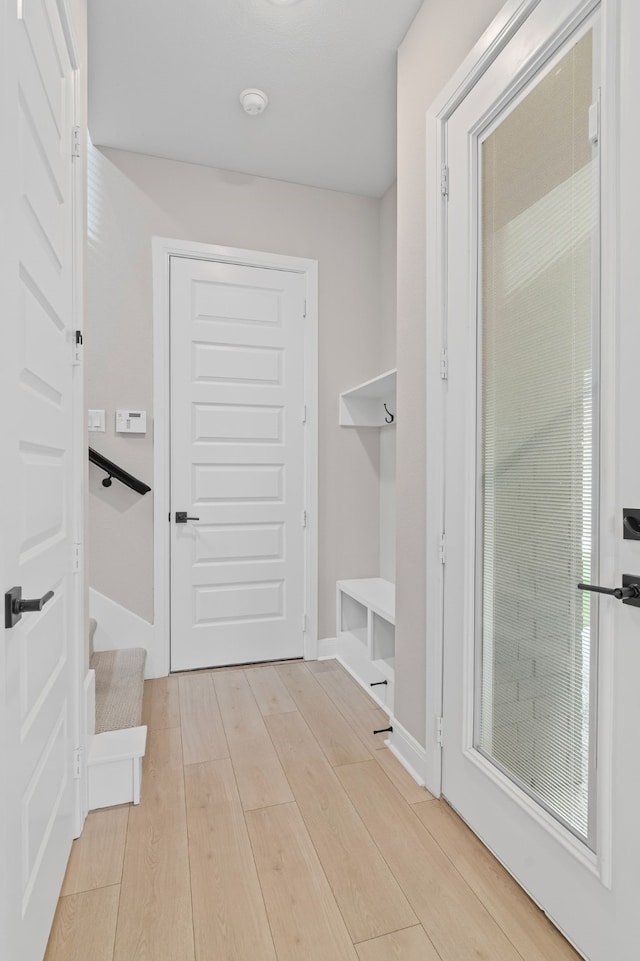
{"left": 440, "top": 2, "right": 640, "bottom": 959}
{"left": 170, "top": 256, "right": 307, "bottom": 670}
{"left": 0, "top": 0, "right": 80, "bottom": 958}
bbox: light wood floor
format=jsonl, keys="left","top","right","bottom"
{"left": 46, "top": 659, "right": 582, "bottom": 961}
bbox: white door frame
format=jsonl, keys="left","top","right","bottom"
{"left": 424, "top": 0, "right": 548, "bottom": 796}
{"left": 39, "top": 0, "right": 87, "bottom": 838}
{"left": 424, "top": 0, "right": 618, "bottom": 868}
{"left": 67, "top": 1, "right": 88, "bottom": 836}
{"left": 152, "top": 238, "right": 318, "bottom": 677}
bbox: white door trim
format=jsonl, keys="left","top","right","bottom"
{"left": 70, "top": 76, "right": 87, "bottom": 839}
{"left": 425, "top": 0, "right": 616, "bottom": 870}
{"left": 152, "top": 238, "right": 318, "bottom": 676}
{"left": 424, "top": 0, "right": 550, "bottom": 798}
{"left": 60, "top": 0, "right": 87, "bottom": 839}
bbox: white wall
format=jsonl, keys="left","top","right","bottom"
{"left": 378, "top": 181, "right": 397, "bottom": 581}
{"left": 87, "top": 145, "right": 392, "bottom": 641}
{"left": 394, "top": 0, "right": 506, "bottom": 744}
{"left": 379, "top": 424, "right": 396, "bottom": 582}
{"left": 379, "top": 181, "right": 397, "bottom": 368}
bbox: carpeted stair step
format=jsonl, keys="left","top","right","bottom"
{"left": 90, "top": 646, "right": 147, "bottom": 735}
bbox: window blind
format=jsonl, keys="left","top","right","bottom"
{"left": 476, "top": 31, "right": 596, "bottom": 843}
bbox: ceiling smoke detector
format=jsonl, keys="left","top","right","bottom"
{"left": 240, "top": 88, "right": 269, "bottom": 116}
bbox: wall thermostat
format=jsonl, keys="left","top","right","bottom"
{"left": 115, "top": 409, "right": 147, "bottom": 433}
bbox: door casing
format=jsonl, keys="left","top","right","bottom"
{"left": 152, "top": 238, "right": 318, "bottom": 677}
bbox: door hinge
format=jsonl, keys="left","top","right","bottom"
{"left": 441, "top": 164, "right": 449, "bottom": 198}
{"left": 588, "top": 97, "right": 600, "bottom": 145}
{"left": 72, "top": 329, "right": 83, "bottom": 365}
{"left": 440, "top": 348, "right": 448, "bottom": 380}
{"left": 72, "top": 542, "right": 82, "bottom": 573}
{"left": 72, "top": 748, "right": 83, "bottom": 779}
{"left": 303, "top": 299, "right": 307, "bottom": 318}
{"left": 302, "top": 613, "right": 307, "bottom": 632}
{"left": 302, "top": 509, "right": 308, "bottom": 528}
{"left": 301, "top": 405, "right": 307, "bottom": 424}
{"left": 436, "top": 717, "right": 444, "bottom": 748}
{"left": 72, "top": 125, "right": 81, "bottom": 159}
{"left": 439, "top": 532, "right": 446, "bottom": 565}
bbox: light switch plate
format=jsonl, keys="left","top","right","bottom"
{"left": 88, "top": 409, "right": 106, "bottom": 432}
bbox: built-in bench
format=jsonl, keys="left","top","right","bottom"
{"left": 87, "top": 618, "right": 147, "bottom": 809}
{"left": 329, "top": 578, "right": 396, "bottom": 714}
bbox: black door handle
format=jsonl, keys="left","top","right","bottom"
{"left": 578, "top": 575, "right": 640, "bottom": 607}
{"left": 5, "top": 586, "right": 54, "bottom": 628}
{"left": 578, "top": 583, "right": 635, "bottom": 599}
{"left": 175, "top": 511, "right": 200, "bottom": 523}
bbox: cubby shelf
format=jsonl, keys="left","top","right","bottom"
{"left": 334, "top": 578, "right": 395, "bottom": 714}
{"left": 339, "top": 369, "right": 397, "bottom": 427}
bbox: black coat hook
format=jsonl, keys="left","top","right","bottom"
{"left": 384, "top": 403, "right": 394, "bottom": 424}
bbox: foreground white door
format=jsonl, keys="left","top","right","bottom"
{"left": 170, "top": 255, "right": 308, "bottom": 670}
{"left": 440, "top": 1, "right": 640, "bottom": 958}
{"left": 0, "top": 0, "right": 81, "bottom": 958}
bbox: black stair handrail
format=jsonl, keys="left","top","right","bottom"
{"left": 88, "top": 447, "right": 151, "bottom": 495}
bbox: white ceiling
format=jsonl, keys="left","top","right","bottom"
{"left": 87, "top": 0, "right": 424, "bottom": 198}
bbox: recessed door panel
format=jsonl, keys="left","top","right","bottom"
{"left": 171, "top": 256, "right": 306, "bottom": 670}
{"left": 192, "top": 342, "right": 284, "bottom": 386}
{"left": 193, "top": 523, "right": 284, "bottom": 565}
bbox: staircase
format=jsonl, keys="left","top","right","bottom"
{"left": 87, "top": 618, "right": 148, "bottom": 809}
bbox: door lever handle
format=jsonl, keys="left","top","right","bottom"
{"left": 5, "top": 586, "right": 54, "bottom": 628}
{"left": 15, "top": 590, "right": 55, "bottom": 612}
{"left": 175, "top": 511, "right": 200, "bottom": 523}
{"left": 578, "top": 575, "right": 640, "bottom": 607}
{"left": 577, "top": 582, "right": 636, "bottom": 599}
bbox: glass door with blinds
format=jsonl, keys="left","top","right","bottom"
{"left": 437, "top": 2, "right": 636, "bottom": 956}
{"left": 475, "top": 27, "right": 597, "bottom": 848}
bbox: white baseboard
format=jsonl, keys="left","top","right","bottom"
{"left": 84, "top": 669, "right": 96, "bottom": 741}
{"left": 76, "top": 669, "right": 96, "bottom": 834}
{"left": 90, "top": 588, "right": 163, "bottom": 678}
{"left": 387, "top": 717, "right": 430, "bottom": 789}
{"left": 319, "top": 641, "right": 428, "bottom": 791}
{"left": 88, "top": 725, "right": 147, "bottom": 810}
{"left": 316, "top": 637, "right": 338, "bottom": 658}
{"left": 317, "top": 636, "right": 393, "bottom": 715}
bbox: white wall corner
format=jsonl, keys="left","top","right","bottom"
{"left": 89, "top": 588, "right": 163, "bottom": 678}
{"left": 316, "top": 637, "right": 338, "bottom": 659}
{"left": 387, "top": 717, "right": 432, "bottom": 792}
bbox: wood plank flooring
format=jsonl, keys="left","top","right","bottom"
{"left": 47, "top": 658, "right": 582, "bottom": 961}
{"left": 185, "top": 758, "right": 276, "bottom": 961}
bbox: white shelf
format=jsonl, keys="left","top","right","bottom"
{"left": 340, "top": 626, "right": 368, "bottom": 649}
{"left": 339, "top": 369, "right": 396, "bottom": 427}
{"left": 337, "top": 578, "right": 395, "bottom": 624}
{"left": 335, "top": 578, "right": 395, "bottom": 713}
